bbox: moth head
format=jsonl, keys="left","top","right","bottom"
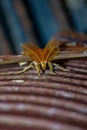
{"left": 41, "top": 61, "right": 47, "bottom": 70}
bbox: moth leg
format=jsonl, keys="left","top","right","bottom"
{"left": 53, "top": 63, "right": 69, "bottom": 71}
{"left": 35, "top": 64, "right": 42, "bottom": 75}
{"left": 48, "top": 62, "right": 56, "bottom": 75}
{"left": 19, "top": 62, "right": 28, "bottom": 66}
{"left": 16, "top": 62, "right": 34, "bottom": 74}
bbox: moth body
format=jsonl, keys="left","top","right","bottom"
{"left": 41, "top": 61, "right": 47, "bottom": 70}
{"left": 15, "top": 40, "right": 64, "bottom": 75}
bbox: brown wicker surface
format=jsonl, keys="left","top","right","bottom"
{"left": 0, "top": 57, "right": 87, "bottom": 130}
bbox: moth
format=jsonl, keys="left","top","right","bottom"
{"left": 0, "top": 39, "right": 87, "bottom": 75}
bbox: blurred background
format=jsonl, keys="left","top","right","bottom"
{"left": 0, "top": 0, "right": 87, "bottom": 55}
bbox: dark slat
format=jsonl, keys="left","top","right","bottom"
{"left": 0, "top": 0, "right": 28, "bottom": 53}
{"left": 0, "top": 24, "right": 12, "bottom": 55}
{"left": 27, "top": 0, "right": 59, "bottom": 46}
{"left": 13, "top": 0, "right": 37, "bottom": 43}
{"left": 65, "top": 0, "right": 87, "bottom": 32}
{"left": 50, "top": 0, "right": 70, "bottom": 30}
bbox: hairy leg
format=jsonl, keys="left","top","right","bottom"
{"left": 16, "top": 62, "right": 34, "bottom": 74}
{"left": 53, "top": 63, "right": 69, "bottom": 71}
{"left": 35, "top": 63, "right": 42, "bottom": 75}
{"left": 48, "top": 62, "right": 56, "bottom": 75}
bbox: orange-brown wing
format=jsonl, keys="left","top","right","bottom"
{"left": 22, "top": 43, "right": 44, "bottom": 63}
{"left": 0, "top": 55, "right": 30, "bottom": 64}
{"left": 53, "top": 42, "right": 87, "bottom": 60}
{"left": 44, "top": 38, "right": 62, "bottom": 51}
{"left": 44, "top": 39, "right": 62, "bottom": 61}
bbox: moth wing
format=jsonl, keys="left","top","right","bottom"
{"left": 53, "top": 42, "right": 87, "bottom": 60}
{"left": 22, "top": 42, "right": 43, "bottom": 62}
{"left": 0, "top": 55, "right": 30, "bottom": 64}
{"left": 44, "top": 39, "right": 62, "bottom": 61}
{"left": 44, "top": 38, "right": 62, "bottom": 51}
{"left": 22, "top": 42, "right": 39, "bottom": 54}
